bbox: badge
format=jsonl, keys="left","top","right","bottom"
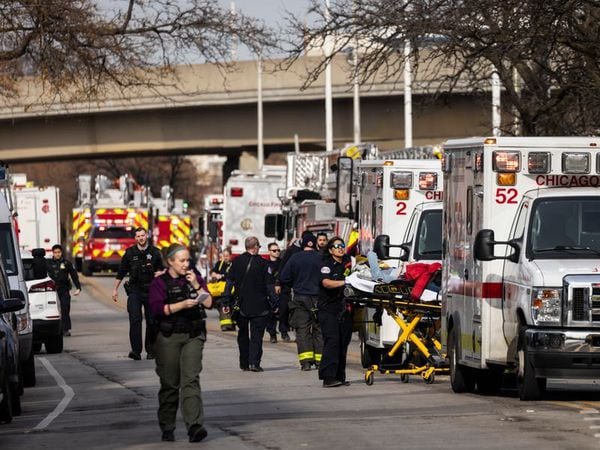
{"left": 60, "top": 263, "right": 66, "bottom": 270}
{"left": 146, "top": 254, "right": 152, "bottom": 260}
{"left": 320, "top": 266, "right": 331, "bottom": 274}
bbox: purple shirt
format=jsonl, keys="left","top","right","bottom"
{"left": 149, "top": 272, "right": 207, "bottom": 318}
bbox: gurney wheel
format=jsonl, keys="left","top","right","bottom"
{"left": 423, "top": 373, "right": 435, "bottom": 384}
{"left": 400, "top": 374, "right": 409, "bottom": 383}
{"left": 365, "top": 372, "right": 374, "bottom": 386}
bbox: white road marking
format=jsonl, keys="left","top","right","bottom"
{"left": 31, "top": 357, "right": 75, "bottom": 431}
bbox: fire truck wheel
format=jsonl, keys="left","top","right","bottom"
{"left": 516, "top": 326, "right": 546, "bottom": 401}
{"left": 448, "top": 328, "right": 475, "bottom": 393}
{"left": 82, "top": 261, "right": 92, "bottom": 277}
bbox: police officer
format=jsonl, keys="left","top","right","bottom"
{"left": 47, "top": 244, "right": 81, "bottom": 336}
{"left": 279, "top": 234, "right": 324, "bottom": 371}
{"left": 112, "top": 227, "right": 164, "bottom": 360}
{"left": 149, "top": 244, "right": 212, "bottom": 442}
{"left": 318, "top": 236, "right": 353, "bottom": 387}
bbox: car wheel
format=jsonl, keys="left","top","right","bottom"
{"left": 517, "top": 325, "right": 545, "bottom": 401}
{"left": 22, "top": 350, "right": 36, "bottom": 388}
{"left": 0, "top": 377, "right": 13, "bottom": 424}
{"left": 45, "top": 334, "right": 64, "bottom": 354}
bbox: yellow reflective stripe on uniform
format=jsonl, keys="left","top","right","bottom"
{"left": 314, "top": 353, "right": 322, "bottom": 362}
{"left": 298, "top": 351, "right": 315, "bottom": 361}
{"left": 220, "top": 319, "right": 233, "bottom": 326}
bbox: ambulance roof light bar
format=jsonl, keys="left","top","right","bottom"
{"left": 562, "top": 152, "right": 590, "bottom": 174}
{"left": 528, "top": 152, "right": 551, "bottom": 174}
{"left": 418, "top": 172, "right": 438, "bottom": 190}
{"left": 390, "top": 171, "right": 413, "bottom": 189}
{"left": 492, "top": 151, "right": 520, "bottom": 173}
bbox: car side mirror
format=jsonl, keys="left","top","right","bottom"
{"left": 474, "top": 229, "right": 520, "bottom": 263}
{"left": 373, "top": 235, "right": 390, "bottom": 260}
{"left": 399, "top": 243, "right": 411, "bottom": 262}
{"left": 0, "top": 296, "right": 25, "bottom": 313}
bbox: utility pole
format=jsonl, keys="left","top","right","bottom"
{"left": 404, "top": 41, "right": 413, "bottom": 148}
{"left": 324, "top": 0, "right": 333, "bottom": 152}
{"left": 257, "top": 55, "right": 264, "bottom": 170}
{"left": 492, "top": 71, "right": 501, "bottom": 137}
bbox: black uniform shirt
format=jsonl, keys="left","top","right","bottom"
{"left": 226, "top": 252, "right": 270, "bottom": 317}
{"left": 47, "top": 258, "right": 81, "bottom": 291}
{"left": 279, "top": 250, "right": 323, "bottom": 296}
{"left": 318, "top": 255, "right": 352, "bottom": 314}
{"left": 116, "top": 244, "right": 164, "bottom": 290}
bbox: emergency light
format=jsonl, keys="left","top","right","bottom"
{"left": 528, "top": 152, "right": 551, "bottom": 174}
{"left": 394, "top": 189, "right": 410, "bottom": 200}
{"left": 492, "top": 151, "right": 520, "bottom": 172}
{"left": 390, "top": 171, "right": 413, "bottom": 189}
{"left": 418, "top": 172, "right": 437, "bottom": 190}
{"left": 497, "top": 173, "right": 516, "bottom": 186}
{"left": 230, "top": 187, "right": 244, "bottom": 197}
{"left": 562, "top": 152, "right": 589, "bottom": 174}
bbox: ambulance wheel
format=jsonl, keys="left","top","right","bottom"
{"left": 448, "top": 328, "right": 475, "bottom": 393}
{"left": 360, "top": 339, "right": 381, "bottom": 369}
{"left": 365, "top": 372, "right": 374, "bottom": 386}
{"left": 423, "top": 373, "right": 435, "bottom": 384}
{"left": 82, "top": 261, "right": 92, "bottom": 277}
{"left": 516, "top": 326, "right": 546, "bottom": 401}
{"left": 400, "top": 374, "right": 409, "bottom": 383}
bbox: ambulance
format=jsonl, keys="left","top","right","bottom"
{"left": 442, "top": 136, "right": 600, "bottom": 400}
{"left": 11, "top": 174, "right": 61, "bottom": 253}
{"left": 222, "top": 167, "right": 286, "bottom": 257}
{"left": 357, "top": 158, "right": 443, "bottom": 367}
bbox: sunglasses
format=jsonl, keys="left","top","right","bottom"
{"left": 270, "top": 249, "right": 281, "bottom": 252}
{"left": 330, "top": 243, "right": 345, "bottom": 249}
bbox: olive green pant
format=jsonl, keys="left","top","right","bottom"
{"left": 155, "top": 332, "right": 205, "bottom": 432}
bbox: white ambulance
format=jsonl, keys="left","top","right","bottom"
{"left": 442, "top": 136, "right": 600, "bottom": 400}
{"left": 222, "top": 167, "right": 286, "bottom": 257}
{"left": 12, "top": 174, "right": 61, "bottom": 253}
{"left": 357, "top": 159, "right": 443, "bottom": 366}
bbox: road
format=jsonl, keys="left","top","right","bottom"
{"left": 1, "top": 274, "right": 600, "bottom": 449}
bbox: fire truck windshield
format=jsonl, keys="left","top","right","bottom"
{"left": 90, "top": 226, "right": 134, "bottom": 240}
{"left": 528, "top": 197, "right": 600, "bottom": 259}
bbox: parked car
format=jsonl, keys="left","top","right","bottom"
{"left": 21, "top": 249, "right": 63, "bottom": 354}
{"left": 0, "top": 259, "right": 25, "bottom": 423}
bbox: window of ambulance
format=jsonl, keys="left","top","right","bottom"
{"left": 0, "top": 222, "right": 18, "bottom": 276}
{"left": 528, "top": 197, "right": 600, "bottom": 259}
{"left": 414, "top": 210, "right": 443, "bottom": 260}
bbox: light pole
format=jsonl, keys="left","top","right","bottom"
{"left": 347, "top": 46, "right": 361, "bottom": 145}
{"left": 404, "top": 41, "right": 413, "bottom": 148}
{"left": 257, "top": 55, "right": 264, "bottom": 170}
{"left": 324, "top": 0, "right": 333, "bottom": 152}
{"left": 492, "top": 71, "right": 501, "bottom": 137}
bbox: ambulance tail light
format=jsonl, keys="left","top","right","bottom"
{"left": 531, "top": 288, "right": 562, "bottom": 325}
{"left": 528, "top": 152, "right": 551, "bottom": 174}
{"left": 492, "top": 151, "right": 520, "bottom": 172}
{"left": 418, "top": 172, "right": 438, "bottom": 190}
{"left": 390, "top": 171, "right": 412, "bottom": 189}
{"left": 562, "top": 152, "right": 590, "bottom": 174}
{"left": 230, "top": 187, "right": 244, "bottom": 197}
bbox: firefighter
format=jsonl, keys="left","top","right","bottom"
{"left": 316, "top": 232, "right": 328, "bottom": 252}
{"left": 279, "top": 234, "right": 324, "bottom": 371}
{"left": 47, "top": 244, "right": 81, "bottom": 336}
{"left": 112, "top": 227, "right": 165, "bottom": 360}
{"left": 209, "top": 248, "right": 234, "bottom": 331}
{"left": 265, "top": 242, "right": 282, "bottom": 343}
{"left": 148, "top": 243, "right": 212, "bottom": 442}
{"left": 318, "top": 237, "right": 353, "bottom": 387}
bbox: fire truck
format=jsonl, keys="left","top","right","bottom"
{"left": 152, "top": 185, "right": 192, "bottom": 250}
{"left": 72, "top": 174, "right": 153, "bottom": 276}
{"left": 356, "top": 151, "right": 444, "bottom": 367}
{"left": 265, "top": 145, "right": 370, "bottom": 249}
{"left": 442, "top": 137, "right": 600, "bottom": 400}
{"left": 223, "top": 167, "right": 286, "bottom": 257}
{"left": 11, "top": 174, "right": 61, "bottom": 253}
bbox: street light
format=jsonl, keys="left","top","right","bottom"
{"left": 324, "top": 0, "right": 333, "bottom": 152}
{"left": 344, "top": 46, "right": 361, "bottom": 144}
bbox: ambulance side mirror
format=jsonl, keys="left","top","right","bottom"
{"left": 399, "top": 243, "right": 411, "bottom": 262}
{"left": 374, "top": 235, "right": 390, "bottom": 260}
{"left": 474, "top": 229, "right": 520, "bottom": 263}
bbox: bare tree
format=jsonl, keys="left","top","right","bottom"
{"left": 0, "top": 0, "right": 275, "bottom": 103}
{"left": 286, "top": 0, "right": 600, "bottom": 136}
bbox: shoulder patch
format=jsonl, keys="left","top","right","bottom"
{"left": 320, "top": 266, "right": 331, "bottom": 274}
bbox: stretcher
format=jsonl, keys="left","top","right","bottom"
{"left": 345, "top": 272, "right": 449, "bottom": 385}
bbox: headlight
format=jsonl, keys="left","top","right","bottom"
{"left": 531, "top": 288, "right": 561, "bottom": 325}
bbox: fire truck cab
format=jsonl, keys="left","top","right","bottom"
{"left": 443, "top": 136, "right": 600, "bottom": 400}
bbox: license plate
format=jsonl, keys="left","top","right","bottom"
{"left": 110, "top": 245, "right": 122, "bottom": 251}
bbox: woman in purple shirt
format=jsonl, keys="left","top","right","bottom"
{"left": 149, "top": 244, "right": 212, "bottom": 443}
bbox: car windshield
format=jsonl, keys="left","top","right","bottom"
{"left": 91, "top": 226, "right": 134, "bottom": 239}
{"left": 414, "top": 210, "right": 442, "bottom": 260}
{"left": 528, "top": 197, "right": 600, "bottom": 259}
{"left": 0, "top": 223, "right": 18, "bottom": 276}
